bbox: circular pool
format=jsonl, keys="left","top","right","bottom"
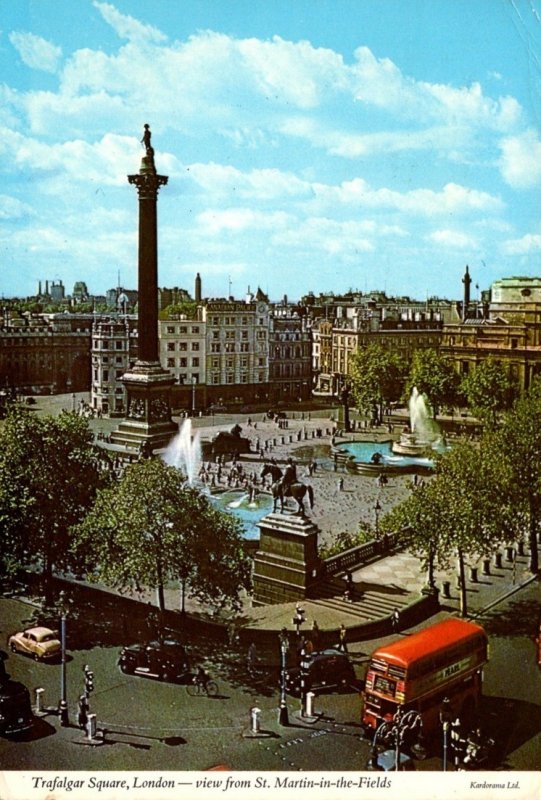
{"left": 211, "top": 490, "right": 274, "bottom": 539}
{"left": 335, "top": 440, "right": 442, "bottom": 474}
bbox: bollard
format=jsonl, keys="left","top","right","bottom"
{"left": 482, "top": 559, "right": 491, "bottom": 576}
{"left": 442, "top": 580, "right": 451, "bottom": 599}
{"left": 470, "top": 567, "right": 478, "bottom": 583}
{"left": 517, "top": 540, "right": 525, "bottom": 557}
{"left": 304, "top": 691, "right": 315, "bottom": 718}
{"left": 494, "top": 552, "right": 503, "bottom": 569}
{"left": 250, "top": 706, "right": 261, "bottom": 735}
{"left": 58, "top": 699, "right": 69, "bottom": 727}
{"left": 505, "top": 546, "right": 514, "bottom": 562}
{"left": 34, "top": 687, "right": 45, "bottom": 715}
{"left": 86, "top": 713, "right": 97, "bottom": 741}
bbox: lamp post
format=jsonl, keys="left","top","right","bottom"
{"left": 191, "top": 376, "right": 196, "bottom": 416}
{"left": 57, "top": 590, "right": 69, "bottom": 726}
{"left": 440, "top": 696, "right": 453, "bottom": 771}
{"left": 278, "top": 628, "right": 289, "bottom": 726}
{"left": 374, "top": 500, "right": 382, "bottom": 535}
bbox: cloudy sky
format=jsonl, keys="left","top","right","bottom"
{"left": 1, "top": 0, "right": 540, "bottom": 302}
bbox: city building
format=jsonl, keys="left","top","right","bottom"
{"left": 91, "top": 316, "right": 138, "bottom": 416}
{"left": 269, "top": 299, "right": 312, "bottom": 403}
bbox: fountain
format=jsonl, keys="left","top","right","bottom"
{"left": 392, "top": 387, "right": 442, "bottom": 457}
{"left": 212, "top": 489, "right": 274, "bottom": 540}
{"left": 162, "top": 418, "right": 202, "bottom": 485}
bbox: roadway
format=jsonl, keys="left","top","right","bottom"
{"left": 0, "top": 580, "right": 538, "bottom": 772}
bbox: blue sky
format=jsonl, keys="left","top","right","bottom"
{"left": 1, "top": 0, "right": 540, "bottom": 302}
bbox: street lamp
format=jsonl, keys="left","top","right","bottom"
{"left": 440, "top": 696, "right": 453, "bottom": 771}
{"left": 374, "top": 500, "right": 382, "bottom": 535}
{"left": 278, "top": 628, "right": 289, "bottom": 726}
{"left": 57, "top": 590, "right": 69, "bottom": 726}
{"left": 191, "top": 376, "right": 196, "bottom": 416}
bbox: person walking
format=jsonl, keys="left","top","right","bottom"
{"left": 247, "top": 642, "right": 258, "bottom": 676}
{"left": 339, "top": 624, "right": 348, "bottom": 653}
{"left": 311, "top": 620, "right": 321, "bottom": 652}
{"left": 392, "top": 608, "right": 401, "bottom": 633}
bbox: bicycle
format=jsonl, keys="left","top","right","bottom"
{"left": 186, "top": 675, "right": 219, "bottom": 697}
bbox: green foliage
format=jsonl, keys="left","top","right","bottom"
{"left": 159, "top": 302, "right": 198, "bottom": 320}
{"left": 460, "top": 357, "right": 518, "bottom": 428}
{"left": 405, "top": 349, "right": 460, "bottom": 417}
{"left": 0, "top": 406, "right": 104, "bottom": 581}
{"left": 484, "top": 383, "right": 541, "bottom": 573}
{"left": 73, "top": 458, "right": 252, "bottom": 612}
{"left": 382, "top": 440, "right": 508, "bottom": 613}
{"left": 348, "top": 343, "right": 408, "bottom": 416}
{"left": 318, "top": 526, "right": 373, "bottom": 559}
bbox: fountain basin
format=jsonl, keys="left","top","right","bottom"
{"left": 334, "top": 440, "right": 437, "bottom": 476}
{"left": 391, "top": 431, "right": 439, "bottom": 457}
{"left": 211, "top": 489, "right": 274, "bottom": 541}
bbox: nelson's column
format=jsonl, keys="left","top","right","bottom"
{"left": 111, "top": 125, "right": 177, "bottom": 453}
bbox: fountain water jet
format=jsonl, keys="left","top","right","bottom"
{"left": 392, "top": 387, "right": 442, "bottom": 456}
{"left": 162, "top": 418, "right": 202, "bottom": 485}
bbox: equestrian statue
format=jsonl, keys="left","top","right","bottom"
{"left": 260, "top": 458, "right": 314, "bottom": 516}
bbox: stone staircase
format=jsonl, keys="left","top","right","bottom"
{"left": 308, "top": 576, "right": 412, "bottom": 623}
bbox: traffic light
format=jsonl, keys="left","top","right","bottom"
{"left": 84, "top": 665, "right": 94, "bottom": 695}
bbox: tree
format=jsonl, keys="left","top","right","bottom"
{"left": 405, "top": 349, "right": 460, "bottom": 417}
{"left": 460, "top": 357, "right": 517, "bottom": 429}
{"left": 383, "top": 441, "right": 506, "bottom": 615}
{"left": 73, "top": 458, "right": 252, "bottom": 613}
{"left": 0, "top": 406, "right": 105, "bottom": 593}
{"left": 348, "top": 343, "right": 408, "bottom": 420}
{"left": 484, "top": 383, "right": 541, "bottom": 574}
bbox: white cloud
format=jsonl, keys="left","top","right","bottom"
{"left": 196, "top": 208, "right": 292, "bottom": 235}
{"left": 428, "top": 229, "right": 478, "bottom": 249}
{"left": 499, "top": 130, "right": 541, "bottom": 188}
{"left": 187, "top": 163, "right": 311, "bottom": 200}
{"left": 93, "top": 1, "right": 166, "bottom": 43}
{"left": 0, "top": 194, "right": 35, "bottom": 219}
{"left": 311, "top": 179, "right": 503, "bottom": 217}
{"left": 9, "top": 31, "right": 62, "bottom": 74}
{"left": 502, "top": 234, "right": 541, "bottom": 255}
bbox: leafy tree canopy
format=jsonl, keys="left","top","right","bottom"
{"left": 0, "top": 406, "right": 105, "bottom": 582}
{"left": 405, "top": 348, "right": 460, "bottom": 417}
{"left": 348, "top": 343, "right": 408, "bottom": 415}
{"left": 73, "top": 458, "right": 252, "bottom": 612}
{"left": 460, "top": 357, "right": 517, "bottom": 428}
{"left": 159, "top": 302, "right": 198, "bottom": 320}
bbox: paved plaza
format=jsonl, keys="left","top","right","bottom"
{"left": 19, "top": 392, "right": 537, "bottom": 641}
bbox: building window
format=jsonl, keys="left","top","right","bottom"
{"left": 212, "top": 358, "right": 219, "bottom": 368}
{"left": 192, "top": 357, "right": 199, "bottom": 367}
{"left": 179, "top": 326, "right": 187, "bottom": 333}
{"left": 192, "top": 326, "right": 200, "bottom": 333}
{"left": 192, "top": 342, "right": 199, "bottom": 351}
{"left": 167, "top": 342, "right": 175, "bottom": 351}
{"left": 240, "top": 343, "right": 249, "bottom": 352}
{"left": 241, "top": 330, "right": 248, "bottom": 339}
{"left": 103, "top": 370, "right": 109, "bottom": 381}
{"left": 167, "top": 326, "right": 175, "bottom": 334}
{"left": 115, "top": 341, "right": 123, "bottom": 350}
{"left": 211, "top": 343, "right": 221, "bottom": 353}
{"left": 212, "top": 374, "right": 220, "bottom": 384}
{"left": 167, "top": 358, "right": 175, "bottom": 367}
{"left": 115, "top": 356, "right": 123, "bottom": 364}
{"left": 180, "top": 358, "right": 187, "bottom": 367}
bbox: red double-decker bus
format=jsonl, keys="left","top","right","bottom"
{"left": 362, "top": 618, "right": 488, "bottom": 736}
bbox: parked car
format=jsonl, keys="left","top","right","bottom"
{"left": 0, "top": 677, "right": 33, "bottom": 737}
{"left": 284, "top": 648, "right": 356, "bottom": 695}
{"left": 8, "top": 626, "right": 61, "bottom": 661}
{"left": 118, "top": 638, "right": 190, "bottom": 683}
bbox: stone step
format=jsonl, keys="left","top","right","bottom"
{"left": 311, "top": 593, "right": 410, "bottom": 618}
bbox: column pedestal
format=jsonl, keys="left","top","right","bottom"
{"left": 252, "top": 513, "right": 321, "bottom": 606}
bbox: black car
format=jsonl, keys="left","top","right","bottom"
{"left": 0, "top": 678, "right": 33, "bottom": 737}
{"left": 284, "top": 648, "right": 356, "bottom": 695}
{"left": 118, "top": 639, "right": 190, "bottom": 683}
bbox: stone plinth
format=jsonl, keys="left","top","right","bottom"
{"left": 252, "top": 513, "right": 321, "bottom": 606}
{"left": 110, "top": 361, "right": 177, "bottom": 452}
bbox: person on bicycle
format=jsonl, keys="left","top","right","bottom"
{"left": 195, "top": 665, "right": 210, "bottom": 691}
